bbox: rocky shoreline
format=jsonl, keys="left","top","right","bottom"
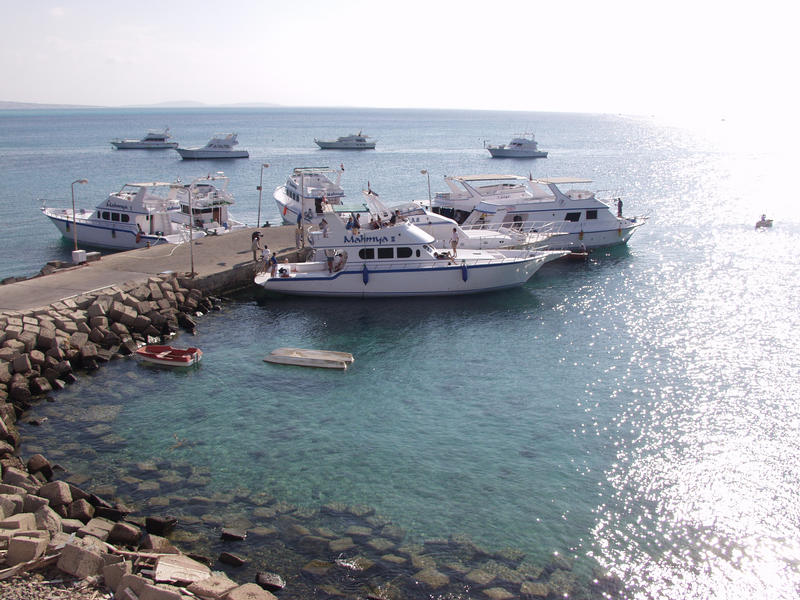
{"left": 0, "top": 274, "right": 625, "bottom": 599}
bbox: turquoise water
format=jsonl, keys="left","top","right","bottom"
{"left": 5, "top": 108, "right": 800, "bottom": 598}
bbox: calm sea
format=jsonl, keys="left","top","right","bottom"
{"left": 2, "top": 108, "right": 799, "bottom": 599}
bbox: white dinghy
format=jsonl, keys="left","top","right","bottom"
{"left": 264, "top": 347, "right": 355, "bottom": 370}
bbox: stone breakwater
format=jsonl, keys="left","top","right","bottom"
{"left": 0, "top": 273, "right": 208, "bottom": 405}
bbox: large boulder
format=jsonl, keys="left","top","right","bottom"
{"left": 38, "top": 480, "right": 73, "bottom": 507}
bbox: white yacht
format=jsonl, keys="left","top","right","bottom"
{"left": 176, "top": 133, "right": 249, "bottom": 159}
{"left": 275, "top": 167, "right": 346, "bottom": 225}
{"left": 171, "top": 173, "right": 247, "bottom": 234}
{"left": 486, "top": 133, "right": 547, "bottom": 158}
{"left": 255, "top": 196, "right": 568, "bottom": 298}
{"left": 41, "top": 181, "right": 203, "bottom": 250}
{"left": 110, "top": 128, "right": 178, "bottom": 150}
{"left": 430, "top": 174, "right": 645, "bottom": 250}
{"left": 375, "top": 198, "right": 560, "bottom": 250}
{"left": 314, "top": 132, "right": 376, "bottom": 150}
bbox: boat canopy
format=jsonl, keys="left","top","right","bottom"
{"left": 473, "top": 201, "right": 499, "bottom": 214}
{"left": 451, "top": 174, "right": 527, "bottom": 182}
{"left": 533, "top": 177, "right": 593, "bottom": 185}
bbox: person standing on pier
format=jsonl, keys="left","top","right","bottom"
{"left": 251, "top": 231, "right": 263, "bottom": 262}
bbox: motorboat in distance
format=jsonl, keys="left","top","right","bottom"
{"left": 486, "top": 133, "right": 547, "bottom": 158}
{"left": 264, "top": 348, "right": 354, "bottom": 370}
{"left": 315, "top": 132, "right": 376, "bottom": 150}
{"left": 110, "top": 127, "right": 178, "bottom": 149}
{"left": 176, "top": 133, "right": 249, "bottom": 159}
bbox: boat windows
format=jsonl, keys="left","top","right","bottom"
{"left": 102, "top": 211, "right": 110, "bottom": 220}
{"left": 111, "top": 213, "right": 121, "bottom": 222}
{"left": 359, "top": 248, "right": 375, "bottom": 260}
{"left": 565, "top": 212, "right": 581, "bottom": 222}
{"left": 586, "top": 210, "right": 598, "bottom": 220}
{"left": 121, "top": 214, "right": 130, "bottom": 223}
{"left": 397, "top": 247, "right": 412, "bottom": 258}
{"left": 377, "top": 247, "right": 393, "bottom": 259}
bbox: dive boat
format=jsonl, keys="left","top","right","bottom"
{"left": 111, "top": 128, "right": 178, "bottom": 149}
{"left": 274, "top": 167, "right": 346, "bottom": 225}
{"left": 486, "top": 133, "right": 547, "bottom": 158}
{"left": 136, "top": 345, "right": 202, "bottom": 367}
{"left": 41, "top": 181, "right": 204, "bottom": 250}
{"left": 314, "top": 132, "right": 376, "bottom": 150}
{"left": 176, "top": 133, "right": 249, "bottom": 159}
{"left": 254, "top": 189, "right": 569, "bottom": 298}
{"left": 429, "top": 174, "right": 645, "bottom": 250}
{"left": 171, "top": 173, "right": 247, "bottom": 234}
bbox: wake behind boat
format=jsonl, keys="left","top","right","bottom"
{"left": 176, "top": 133, "right": 249, "bottom": 159}
{"left": 255, "top": 190, "right": 568, "bottom": 298}
{"left": 110, "top": 128, "right": 178, "bottom": 150}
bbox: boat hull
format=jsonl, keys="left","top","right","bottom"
{"left": 136, "top": 345, "right": 203, "bottom": 367}
{"left": 487, "top": 148, "right": 548, "bottom": 158}
{"left": 42, "top": 208, "right": 194, "bottom": 250}
{"left": 255, "top": 252, "right": 566, "bottom": 298}
{"left": 264, "top": 348, "right": 354, "bottom": 370}
{"left": 315, "top": 141, "right": 375, "bottom": 150}
{"left": 545, "top": 222, "right": 643, "bottom": 250}
{"left": 176, "top": 149, "right": 249, "bottom": 159}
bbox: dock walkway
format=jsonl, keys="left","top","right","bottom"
{"left": 0, "top": 227, "right": 297, "bottom": 312}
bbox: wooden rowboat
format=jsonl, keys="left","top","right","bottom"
{"left": 136, "top": 345, "right": 203, "bottom": 367}
{"left": 263, "top": 347, "right": 354, "bottom": 370}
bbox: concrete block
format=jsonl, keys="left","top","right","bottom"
{"left": 0, "top": 493, "right": 24, "bottom": 514}
{"left": 6, "top": 534, "right": 49, "bottom": 565}
{"left": 57, "top": 542, "right": 105, "bottom": 578}
{"left": 103, "top": 559, "right": 132, "bottom": 592}
{"left": 35, "top": 505, "right": 63, "bottom": 535}
{"left": 187, "top": 574, "right": 239, "bottom": 599}
{"left": 61, "top": 518, "right": 84, "bottom": 533}
{"left": 0, "top": 512, "right": 37, "bottom": 530}
{"left": 38, "top": 480, "right": 73, "bottom": 506}
{"left": 139, "top": 584, "right": 183, "bottom": 600}
{"left": 116, "top": 573, "right": 150, "bottom": 597}
{"left": 224, "top": 583, "right": 278, "bottom": 600}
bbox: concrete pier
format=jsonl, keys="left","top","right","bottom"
{"left": 0, "top": 226, "right": 297, "bottom": 312}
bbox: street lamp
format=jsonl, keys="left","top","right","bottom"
{"left": 71, "top": 179, "right": 88, "bottom": 251}
{"left": 256, "top": 163, "right": 270, "bottom": 228}
{"left": 420, "top": 170, "right": 431, "bottom": 208}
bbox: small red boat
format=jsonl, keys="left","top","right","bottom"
{"left": 135, "top": 345, "right": 202, "bottom": 367}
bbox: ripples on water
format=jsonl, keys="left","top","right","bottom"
{"left": 7, "top": 109, "right": 800, "bottom": 598}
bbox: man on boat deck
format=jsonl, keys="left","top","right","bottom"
{"left": 451, "top": 228, "right": 459, "bottom": 257}
{"left": 616, "top": 198, "right": 623, "bottom": 217}
{"left": 325, "top": 248, "right": 335, "bottom": 273}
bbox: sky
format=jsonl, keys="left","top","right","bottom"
{"left": 1, "top": 0, "right": 797, "bottom": 120}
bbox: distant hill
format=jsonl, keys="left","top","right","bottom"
{"left": 1, "top": 100, "right": 281, "bottom": 110}
{"left": 0, "top": 101, "right": 100, "bottom": 109}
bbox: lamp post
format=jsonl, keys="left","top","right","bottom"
{"left": 420, "top": 170, "right": 431, "bottom": 208}
{"left": 71, "top": 179, "right": 88, "bottom": 251}
{"left": 256, "top": 163, "right": 269, "bottom": 228}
